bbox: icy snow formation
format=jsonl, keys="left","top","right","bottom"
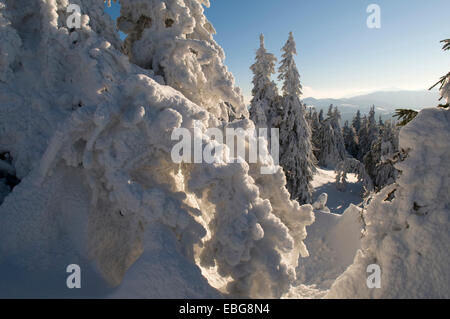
{"left": 328, "top": 107, "right": 450, "bottom": 298}
{"left": 117, "top": 0, "right": 246, "bottom": 121}
{"left": 0, "top": 0, "right": 313, "bottom": 298}
{"left": 312, "top": 193, "right": 328, "bottom": 211}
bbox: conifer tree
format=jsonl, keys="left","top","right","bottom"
{"left": 357, "top": 106, "right": 379, "bottom": 161}
{"left": 342, "top": 120, "right": 358, "bottom": 158}
{"left": 318, "top": 109, "right": 324, "bottom": 122}
{"left": 249, "top": 34, "right": 279, "bottom": 130}
{"left": 277, "top": 32, "right": 315, "bottom": 204}
{"left": 430, "top": 39, "right": 450, "bottom": 108}
{"left": 352, "top": 110, "right": 362, "bottom": 133}
{"left": 308, "top": 109, "right": 322, "bottom": 162}
{"left": 315, "top": 105, "right": 347, "bottom": 167}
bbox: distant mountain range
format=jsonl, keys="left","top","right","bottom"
{"left": 303, "top": 90, "right": 441, "bottom": 123}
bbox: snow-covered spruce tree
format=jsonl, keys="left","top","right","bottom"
{"left": 315, "top": 105, "right": 347, "bottom": 168}
{"left": 0, "top": 0, "right": 314, "bottom": 298}
{"left": 362, "top": 114, "right": 399, "bottom": 192}
{"left": 277, "top": 32, "right": 315, "bottom": 204}
{"left": 318, "top": 108, "right": 324, "bottom": 122}
{"left": 249, "top": 34, "right": 280, "bottom": 131}
{"left": 356, "top": 115, "right": 367, "bottom": 160}
{"left": 357, "top": 106, "right": 379, "bottom": 161}
{"left": 352, "top": 109, "right": 362, "bottom": 134}
{"left": 342, "top": 120, "right": 358, "bottom": 158}
{"left": 306, "top": 108, "right": 318, "bottom": 174}
{"left": 364, "top": 120, "right": 400, "bottom": 191}
{"left": 117, "top": 0, "right": 246, "bottom": 121}
{"left": 309, "top": 109, "right": 322, "bottom": 160}
{"left": 350, "top": 109, "right": 361, "bottom": 154}
{"left": 326, "top": 104, "right": 333, "bottom": 118}
{"left": 330, "top": 106, "right": 347, "bottom": 158}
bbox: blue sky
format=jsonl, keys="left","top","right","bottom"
{"left": 105, "top": 1, "right": 450, "bottom": 101}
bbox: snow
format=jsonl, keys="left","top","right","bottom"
{"left": 312, "top": 168, "right": 363, "bottom": 214}
{"left": 118, "top": 0, "right": 246, "bottom": 121}
{"left": 328, "top": 108, "right": 450, "bottom": 298}
{"left": 0, "top": 0, "right": 313, "bottom": 299}
{"left": 249, "top": 34, "right": 278, "bottom": 130}
{"left": 443, "top": 76, "right": 450, "bottom": 104}
{"left": 296, "top": 205, "right": 363, "bottom": 290}
{"left": 284, "top": 168, "right": 364, "bottom": 298}
{"left": 109, "top": 224, "right": 222, "bottom": 298}
{"left": 0, "top": 0, "right": 448, "bottom": 300}
{"left": 314, "top": 113, "right": 347, "bottom": 168}
{"left": 312, "top": 192, "right": 328, "bottom": 211}
{"left": 277, "top": 32, "right": 315, "bottom": 204}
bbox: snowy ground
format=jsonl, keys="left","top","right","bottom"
{"left": 286, "top": 168, "right": 364, "bottom": 298}
{"left": 106, "top": 167, "right": 365, "bottom": 299}
{"left": 0, "top": 162, "right": 365, "bottom": 299}
{"left": 311, "top": 168, "right": 363, "bottom": 214}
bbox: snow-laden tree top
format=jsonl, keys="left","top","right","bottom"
{"left": 117, "top": 0, "right": 246, "bottom": 121}
{"left": 250, "top": 34, "right": 278, "bottom": 103}
{"left": 248, "top": 33, "right": 279, "bottom": 130}
{"left": 278, "top": 32, "right": 302, "bottom": 98}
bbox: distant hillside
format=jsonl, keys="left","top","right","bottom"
{"left": 303, "top": 90, "right": 441, "bottom": 123}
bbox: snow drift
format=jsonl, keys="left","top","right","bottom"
{"left": 297, "top": 204, "right": 363, "bottom": 290}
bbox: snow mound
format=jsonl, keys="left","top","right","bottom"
{"left": 296, "top": 205, "right": 363, "bottom": 290}
{"left": 0, "top": 0, "right": 313, "bottom": 298}
{"left": 312, "top": 193, "right": 328, "bottom": 211}
{"left": 328, "top": 108, "right": 450, "bottom": 298}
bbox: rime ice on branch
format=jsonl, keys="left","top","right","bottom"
{"left": 117, "top": 0, "right": 246, "bottom": 121}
